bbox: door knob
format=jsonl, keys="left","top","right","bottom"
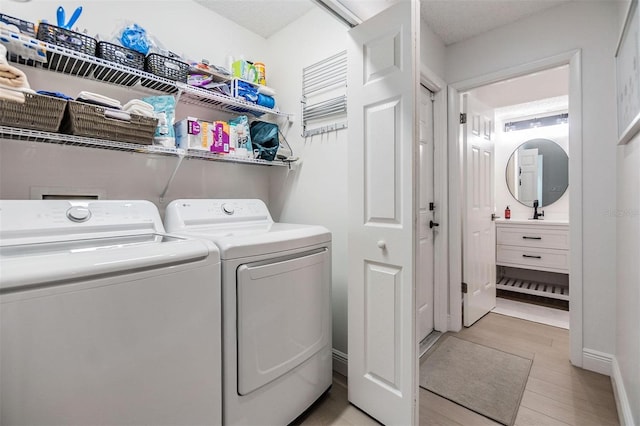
{"left": 429, "top": 220, "right": 439, "bottom": 229}
{"left": 377, "top": 240, "right": 387, "bottom": 249}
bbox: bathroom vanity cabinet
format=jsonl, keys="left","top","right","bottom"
{"left": 495, "top": 220, "right": 569, "bottom": 301}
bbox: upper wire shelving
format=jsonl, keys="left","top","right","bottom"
{"left": 2, "top": 30, "right": 290, "bottom": 118}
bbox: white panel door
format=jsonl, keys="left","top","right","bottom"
{"left": 417, "top": 85, "right": 435, "bottom": 342}
{"left": 518, "top": 148, "right": 539, "bottom": 205}
{"left": 347, "top": 1, "right": 418, "bottom": 425}
{"left": 462, "top": 93, "right": 496, "bottom": 327}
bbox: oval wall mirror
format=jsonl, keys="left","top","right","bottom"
{"left": 505, "top": 138, "right": 569, "bottom": 207}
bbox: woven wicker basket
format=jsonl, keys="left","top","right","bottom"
{"left": 63, "top": 100, "right": 157, "bottom": 145}
{"left": 0, "top": 92, "right": 67, "bottom": 132}
{"left": 144, "top": 53, "right": 189, "bottom": 82}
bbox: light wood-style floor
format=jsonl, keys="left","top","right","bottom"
{"left": 298, "top": 313, "right": 619, "bottom": 426}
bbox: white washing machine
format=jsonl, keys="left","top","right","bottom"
{"left": 0, "top": 200, "right": 222, "bottom": 426}
{"left": 164, "top": 199, "right": 332, "bottom": 426}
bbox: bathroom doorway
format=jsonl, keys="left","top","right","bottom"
{"left": 448, "top": 50, "right": 583, "bottom": 365}
{"left": 466, "top": 65, "right": 571, "bottom": 330}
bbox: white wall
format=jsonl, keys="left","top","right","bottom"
{"left": 616, "top": 134, "right": 640, "bottom": 426}
{"left": 615, "top": 1, "right": 639, "bottom": 423}
{"left": 420, "top": 19, "right": 446, "bottom": 78}
{"left": 265, "top": 7, "right": 350, "bottom": 357}
{"left": 446, "top": 0, "right": 618, "bottom": 359}
{"left": 0, "top": 1, "right": 268, "bottom": 67}
{"left": 0, "top": 1, "right": 274, "bottom": 212}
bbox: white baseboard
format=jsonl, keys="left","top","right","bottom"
{"left": 332, "top": 349, "right": 348, "bottom": 376}
{"left": 611, "top": 356, "right": 635, "bottom": 426}
{"left": 582, "top": 348, "right": 613, "bottom": 376}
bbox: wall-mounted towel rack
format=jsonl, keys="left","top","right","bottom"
{"left": 301, "top": 50, "right": 347, "bottom": 137}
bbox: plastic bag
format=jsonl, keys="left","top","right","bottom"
{"left": 142, "top": 95, "right": 176, "bottom": 147}
{"left": 249, "top": 121, "right": 279, "bottom": 161}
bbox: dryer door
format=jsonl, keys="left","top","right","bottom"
{"left": 236, "top": 248, "right": 330, "bottom": 396}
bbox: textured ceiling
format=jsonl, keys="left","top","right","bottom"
{"left": 196, "top": 0, "right": 572, "bottom": 44}
{"left": 194, "top": 0, "right": 315, "bottom": 39}
{"left": 420, "top": 0, "right": 570, "bottom": 45}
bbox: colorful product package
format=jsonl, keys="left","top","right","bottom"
{"left": 174, "top": 117, "right": 212, "bottom": 150}
{"left": 229, "top": 115, "right": 252, "bottom": 154}
{"left": 142, "top": 95, "right": 176, "bottom": 147}
{"left": 211, "top": 121, "right": 230, "bottom": 153}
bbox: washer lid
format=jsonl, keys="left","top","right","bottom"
{"left": 0, "top": 200, "right": 219, "bottom": 291}
{"left": 0, "top": 200, "right": 166, "bottom": 246}
{"left": 177, "top": 222, "right": 331, "bottom": 260}
{"left": 0, "top": 234, "right": 218, "bottom": 291}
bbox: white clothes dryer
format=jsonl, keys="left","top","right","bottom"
{"left": 164, "top": 199, "right": 332, "bottom": 426}
{"left": 0, "top": 200, "right": 222, "bottom": 426}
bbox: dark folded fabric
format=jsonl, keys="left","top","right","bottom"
{"left": 36, "top": 90, "right": 73, "bottom": 100}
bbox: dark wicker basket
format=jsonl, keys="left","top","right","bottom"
{"left": 96, "top": 42, "right": 144, "bottom": 70}
{"left": 94, "top": 42, "right": 145, "bottom": 85}
{"left": 144, "top": 53, "right": 188, "bottom": 82}
{"left": 36, "top": 23, "right": 97, "bottom": 56}
{"left": 36, "top": 23, "right": 97, "bottom": 74}
{"left": 0, "top": 92, "right": 67, "bottom": 132}
{"left": 63, "top": 100, "right": 157, "bottom": 145}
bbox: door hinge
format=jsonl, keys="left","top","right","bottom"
{"left": 429, "top": 202, "right": 435, "bottom": 211}
{"left": 460, "top": 113, "right": 467, "bottom": 124}
{"left": 461, "top": 282, "right": 468, "bottom": 293}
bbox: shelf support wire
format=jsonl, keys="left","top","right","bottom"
{"left": 301, "top": 50, "right": 347, "bottom": 137}
{"left": 159, "top": 149, "right": 185, "bottom": 203}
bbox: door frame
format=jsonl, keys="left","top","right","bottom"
{"left": 447, "top": 50, "right": 583, "bottom": 366}
{"left": 420, "top": 65, "right": 449, "bottom": 333}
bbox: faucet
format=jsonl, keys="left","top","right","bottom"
{"left": 532, "top": 200, "right": 544, "bottom": 220}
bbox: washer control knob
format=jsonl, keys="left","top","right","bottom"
{"left": 222, "top": 203, "right": 235, "bottom": 215}
{"left": 66, "top": 206, "right": 91, "bottom": 223}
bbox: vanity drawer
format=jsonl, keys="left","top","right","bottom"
{"left": 496, "top": 226, "right": 569, "bottom": 250}
{"left": 496, "top": 245, "right": 569, "bottom": 273}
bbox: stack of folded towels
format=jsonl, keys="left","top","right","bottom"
{"left": 0, "top": 44, "right": 36, "bottom": 103}
{"left": 123, "top": 99, "right": 155, "bottom": 118}
{"left": 74, "top": 91, "right": 155, "bottom": 120}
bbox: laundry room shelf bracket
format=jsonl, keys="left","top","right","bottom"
{"left": 159, "top": 149, "right": 186, "bottom": 203}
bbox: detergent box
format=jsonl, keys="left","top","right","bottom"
{"left": 211, "top": 121, "right": 230, "bottom": 154}
{"left": 175, "top": 117, "right": 212, "bottom": 150}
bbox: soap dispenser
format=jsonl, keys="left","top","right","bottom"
{"left": 505, "top": 205, "right": 511, "bottom": 219}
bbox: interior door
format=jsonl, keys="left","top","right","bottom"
{"left": 518, "top": 147, "right": 540, "bottom": 204}
{"left": 417, "top": 85, "right": 435, "bottom": 342}
{"left": 347, "top": 1, "right": 418, "bottom": 424}
{"left": 462, "top": 93, "right": 496, "bottom": 327}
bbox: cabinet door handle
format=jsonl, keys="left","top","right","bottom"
{"left": 523, "top": 254, "right": 542, "bottom": 259}
{"left": 522, "top": 236, "right": 542, "bottom": 240}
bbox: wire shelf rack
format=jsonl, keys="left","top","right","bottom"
{"left": 0, "top": 126, "right": 290, "bottom": 167}
{"left": 3, "top": 35, "right": 289, "bottom": 118}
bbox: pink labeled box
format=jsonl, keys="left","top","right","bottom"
{"left": 211, "top": 121, "right": 230, "bottom": 154}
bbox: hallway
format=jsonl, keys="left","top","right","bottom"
{"left": 298, "top": 313, "right": 619, "bottom": 425}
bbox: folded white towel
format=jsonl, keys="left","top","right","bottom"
{"left": 0, "top": 86, "right": 25, "bottom": 103}
{"left": 126, "top": 106, "right": 155, "bottom": 118}
{"left": 127, "top": 108, "right": 156, "bottom": 118}
{"left": 0, "top": 44, "right": 7, "bottom": 65}
{"left": 123, "top": 99, "right": 154, "bottom": 112}
{"left": 104, "top": 109, "right": 131, "bottom": 121}
{"left": 0, "top": 62, "right": 30, "bottom": 89}
{"left": 76, "top": 91, "right": 121, "bottom": 109}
